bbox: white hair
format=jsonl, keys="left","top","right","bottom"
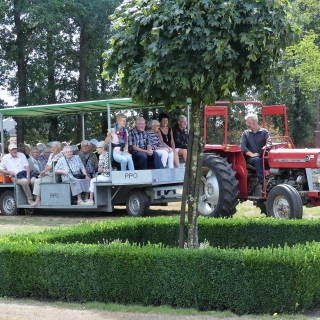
{"left": 63, "top": 145, "right": 73, "bottom": 153}
{"left": 245, "top": 113, "right": 258, "bottom": 122}
{"left": 178, "top": 115, "right": 187, "bottom": 122}
{"left": 148, "top": 119, "right": 160, "bottom": 127}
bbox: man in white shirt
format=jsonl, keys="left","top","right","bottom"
{"left": 0, "top": 142, "right": 36, "bottom": 205}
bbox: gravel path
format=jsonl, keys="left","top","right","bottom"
{"left": 1, "top": 299, "right": 320, "bottom": 320}
{"left": 0, "top": 300, "right": 245, "bottom": 320}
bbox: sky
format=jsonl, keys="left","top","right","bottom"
{"left": 0, "top": 88, "right": 15, "bottom": 106}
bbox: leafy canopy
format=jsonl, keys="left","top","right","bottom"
{"left": 103, "top": 0, "right": 300, "bottom": 106}
{"left": 284, "top": 31, "right": 320, "bottom": 95}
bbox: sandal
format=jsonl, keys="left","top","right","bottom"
{"left": 32, "top": 200, "right": 41, "bottom": 206}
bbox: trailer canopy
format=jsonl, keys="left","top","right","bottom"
{"left": 0, "top": 98, "right": 164, "bottom": 117}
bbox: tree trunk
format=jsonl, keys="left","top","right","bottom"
{"left": 14, "top": 0, "right": 27, "bottom": 144}
{"left": 47, "top": 32, "right": 58, "bottom": 142}
{"left": 78, "top": 25, "right": 89, "bottom": 142}
{"left": 292, "top": 83, "right": 302, "bottom": 145}
{"left": 100, "top": 56, "right": 105, "bottom": 93}
{"left": 179, "top": 100, "right": 204, "bottom": 248}
{"left": 142, "top": 109, "right": 149, "bottom": 120}
{"left": 316, "top": 91, "right": 320, "bottom": 148}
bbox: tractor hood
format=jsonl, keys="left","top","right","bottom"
{"left": 268, "top": 148, "right": 320, "bottom": 169}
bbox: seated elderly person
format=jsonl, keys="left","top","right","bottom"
{"left": 32, "top": 141, "right": 63, "bottom": 206}
{"left": 0, "top": 142, "right": 36, "bottom": 205}
{"left": 70, "top": 145, "right": 80, "bottom": 155}
{"left": 38, "top": 146, "right": 51, "bottom": 168}
{"left": 172, "top": 115, "right": 189, "bottom": 163}
{"left": 86, "top": 141, "right": 111, "bottom": 205}
{"left": 55, "top": 145, "right": 90, "bottom": 206}
{"left": 36, "top": 143, "right": 46, "bottom": 154}
{"left": 28, "top": 147, "right": 44, "bottom": 178}
{"left": 18, "top": 143, "right": 31, "bottom": 159}
{"left": 78, "top": 140, "right": 98, "bottom": 178}
{"left": 148, "top": 120, "right": 174, "bottom": 168}
{"left": 128, "top": 117, "right": 163, "bottom": 170}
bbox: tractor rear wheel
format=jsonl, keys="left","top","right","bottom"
{"left": 266, "top": 184, "right": 303, "bottom": 219}
{"left": 198, "top": 153, "right": 239, "bottom": 218}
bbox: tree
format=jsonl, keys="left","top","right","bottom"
{"left": 255, "top": 0, "right": 320, "bottom": 147}
{"left": 103, "top": 0, "right": 300, "bottom": 247}
{"left": 0, "top": 0, "right": 121, "bottom": 144}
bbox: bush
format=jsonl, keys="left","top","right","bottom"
{"left": 1, "top": 216, "right": 320, "bottom": 314}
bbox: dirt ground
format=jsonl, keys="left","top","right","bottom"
{"left": 1, "top": 298, "right": 320, "bottom": 320}
{"left": 0, "top": 205, "right": 180, "bottom": 236}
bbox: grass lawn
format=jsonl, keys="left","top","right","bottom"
{"left": 1, "top": 201, "right": 320, "bottom": 237}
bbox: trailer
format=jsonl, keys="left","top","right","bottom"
{"left": 0, "top": 99, "right": 185, "bottom": 216}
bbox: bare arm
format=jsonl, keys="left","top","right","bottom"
{"left": 170, "top": 129, "right": 176, "bottom": 148}
{"left": 105, "top": 128, "right": 113, "bottom": 145}
{"left": 25, "top": 165, "right": 31, "bottom": 180}
{"left": 0, "top": 168, "right": 15, "bottom": 177}
{"left": 40, "top": 164, "right": 53, "bottom": 175}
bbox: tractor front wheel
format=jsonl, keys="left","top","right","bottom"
{"left": 266, "top": 184, "right": 303, "bottom": 219}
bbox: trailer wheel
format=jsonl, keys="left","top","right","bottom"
{"left": 126, "top": 189, "right": 150, "bottom": 217}
{"left": 198, "top": 153, "right": 239, "bottom": 218}
{"left": 266, "top": 184, "right": 303, "bottom": 219}
{"left": 0, "top": 190, "right": 18, "bottom": 216}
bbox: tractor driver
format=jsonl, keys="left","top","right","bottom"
{"left": 240, "top": 113, "right": 269, "bottom": 185}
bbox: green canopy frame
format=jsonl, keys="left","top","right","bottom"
{"left": 0, "top": 98, "right": 190, "bottom": 145}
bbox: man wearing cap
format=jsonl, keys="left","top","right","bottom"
{"left": 0, "top": 143, "right": 36, "bottom": 205}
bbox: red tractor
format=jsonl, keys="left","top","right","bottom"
{"left": 198, "top": 101, "right": 320, "bottom": 219}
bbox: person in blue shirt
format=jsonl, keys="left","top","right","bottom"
{"left": 240, "top": 113, "right": 269, "bottom": 185}
{"left": 128, "top": 117, "right": 163, "bottom": 170}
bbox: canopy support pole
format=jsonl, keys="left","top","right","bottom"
{"left": 81, "top": 112, "right": 85, "bottom": 141}
{"left": 107, "top": 104, "right": 112, "bottom": 170}
{"left": 0, "top": 113, "right": 3, "bottom": 157}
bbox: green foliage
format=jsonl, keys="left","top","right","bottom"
{"left": 103, "top": 0, "right": 300, "bottom": 106}
{"left": 0, "top": 0, "right": 121, "bottom": 143}
{"left": 2, "top": 217, "right": 320, "bottom": 314}
{"left": 284, "top": 31, "right": 320, "bottom": 96}
{"left": 254, "top": 0, "right": 320, "bottom": 147}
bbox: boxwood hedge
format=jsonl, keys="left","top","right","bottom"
{"left": 1, "top": 216, "right": 320, "bottom": 314}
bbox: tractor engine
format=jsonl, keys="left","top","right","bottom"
{"left": 247, "top": 168, "right": 308, "bottom": 197}
{"left": 265, "top": 148, "right": 320, "bottom": 205}
{"left": 265, "top": 168, "right": 308, "bottom": 192}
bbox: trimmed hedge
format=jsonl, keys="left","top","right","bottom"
{"left": 1, "top": 216, "right": 320, "bottom": 314}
